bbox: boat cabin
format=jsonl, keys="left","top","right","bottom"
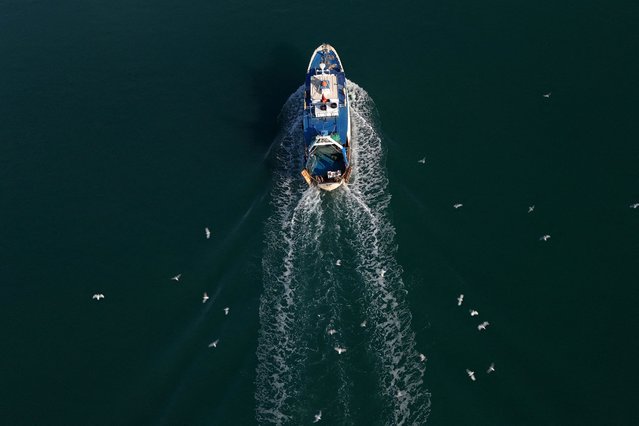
{"left": 310, "top": 74, "right": 339, "bottom": 118}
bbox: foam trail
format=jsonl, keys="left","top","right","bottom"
{"left": 256, "top": 188, "right": 322, "bottom": 424}
{"left": 256, "top": 87, "right": 325, "bottom": 424}
{"left": 342, "top": 82, "right": 431, "bottom": 424}
{"left": 297, "top": 218, "right": 355, "bottom": 423}
{"left": 256, "top": 83, "right": 430, "bottom": 425}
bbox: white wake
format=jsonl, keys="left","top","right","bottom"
{"left": 255, "top": 83, "right": 430, "bottom": 425}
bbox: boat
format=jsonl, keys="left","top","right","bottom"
{"left": 301, "top": 44, "right": 352, "bottom": 191}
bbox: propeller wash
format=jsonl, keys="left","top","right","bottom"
{"left": 256, "top": 81, "right": 431, "bottom": 425}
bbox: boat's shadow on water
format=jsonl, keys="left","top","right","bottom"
{"left": 226, "top": 44, "right": 306, "bottom": 169}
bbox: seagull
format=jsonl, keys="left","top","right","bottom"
{"left": 396, "top": 390, "right": 405, "bottom": 398}
{"left": 457, "top": 294, "right": 464, "bottom": 306}
{"left": 335, "top": 259, "right": 341, "bottom": 266}
{"left": 327, "top": 329, "right": 337, "bottom": 335}
{"left": 92, "top": 294, "right": 105, "bottom": 300}
{"left": 205, "top": 227, "right": 211, "bottom": 239}
{"left": 313, "top": 410, "right": 322, "bottom": 423}
{"left": 418, "top": 157, "right": 426, "bottom": 164}
{"left": 380, "top": 269, "right": 386, "bottom": 278}
{"left": 466, "top": 369, "right": 476, "bottom": 381}
{"left": 453, "top": 203, "right": 463, "bottom": 209}
{"left": 487, "top": 362, "right": 495, "bottom": 374}
{"left": 630, "top": 203, "right": 639, "bottom": 209}
{"left": 528, "top": 205, "right": 535, "bottom": 213}
{"left": 539, "top": 234, "right": 551, "bottom": 241}
{"left": 202, "top": 292, "right": 209, "bottom": 303}
{"left": 208, "top": 339, "right": 219, "bottom": 348}
{"left": 360, "top": 320, "right": 367, "bottom": 328}
{"left": 171, "top": 274, "right": 182, "bottom": 282}
{"left": 334, "top": 347, "right": 347, "bottom": 355}
{"left": 223, "top": 307, "right": 230, "bottom": 316}
{"left": 419, "top": 353, "right": 427, "bottom": 362}
{"left": 478, "top": 321, "right": 490, "bottom": 331}
{"left": 543, "top": 92, "right": 552, "bottom": 98}
{"left": 469, "top": 309, "right": 479, "bottom": 316}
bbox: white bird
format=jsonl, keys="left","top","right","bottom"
{"left": 205, "top": 227, "right": 211, "bottom": 239}
{"left": 171, "top": 274, "right": 182, "bottom": 282}
{"left": 396, "top": 390, "right": 405, "bottom": 398}
{"left": 223, "top": 307, "right": 230, "bottom": 316}
{"left": 208, "top": 339, "right": 219, "bottom": 348}
{"left": 457, "top": 294, "right": 464, "bottom": 306}
{"left": 630, "top": 203, "right": 639, "bottom": 209}
{"left": 478, "top": 321, "right": 490, "bottom": 331}
{"left": 539, "top": 234, "right": 551, "bottom": 241}
{"left": 453, "top": 203, "right": 463, "bottom": 209}
{"left": 313, "top": 410, "right": 322, "bottom": 423}
{"left": 487, "top": 362, "right": 495, "bottom": 374}
{"left": 360, "top": 320, "right": 367, "bottom": 328}
{"left": 335, "top": 259, "right": 341, "bottom": 266}
{"left": 543, "top": 92, "right": 552, "bottom": 98}
{"left": 380, "top": 269, "right": 386, "bottom": 278}
{"left": 202, "top": 292, "right": 209, "bottom": 303}
{"left": 469, "top": 309, "right": 479, "bottom": 316}
{"left": 466, "top": 369, "right": 476, "bottom": 381}
{"left": 528, "top": 205, "right": 535, "bottom": 213}
{"left": 334, "top": 347, "right": 347, "bottom": 355}
{"left": 92, "top": 294, "right": 105, "bottom": 300}
{"left": 327, "top": 329, "right": 337, "bottom": 335}
{"left": 418, "top": 157, "right": 426, "bottom": 164}
{"left": 419, "top": 353, "right": 427, "bottom": 362}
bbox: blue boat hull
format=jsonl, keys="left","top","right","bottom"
{"left": 301, "top": 44, "right": 351, "bottom": 191}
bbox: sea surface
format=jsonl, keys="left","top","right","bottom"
{"left": 2, "top": 1, "right": 639, "bottom": 425}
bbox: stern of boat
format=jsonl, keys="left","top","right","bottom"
{"left": 318, "top": 180, "right": 344, "bottom": 191}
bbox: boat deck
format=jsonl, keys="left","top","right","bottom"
{"left": 310, "top": 75, "right": 338, "bottom": 101}
{"left": 307, "top": 146, "right": 346, "bottom": 176}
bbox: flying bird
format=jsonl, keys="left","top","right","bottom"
{"left": 469, "top": 309, "right": 479, "bottom": 316}
{"left": 171, "top": 274, "right": 182, "bottom": 282}
{"left": 92, "top": 294, "right": 105, "bottom": 300}
{"left": 418, "top": 157, "right": 426, "bottom": 164}
{"left": 327, "top": 329, "right": 337, "bottom": 335}
{"left": 396, "top": 390, "right": 405, "bottom": 398}
{"left": 205, "top": 227, "right": 211, "bottom": 239}
{"left": 543, "top": 92, "right": 552, "bottom": 98}
{"left": 380, "top": 269, "right": 386, "bottom": 278}
{"left": 313, "top": 410, "right": 322, "bottom": 423}
{"left": 478, "top": 321, "right": 490, "bottom": 331}
{"left": 334, "top": 347, "right": 347, "bottom": 355}
{"left": 419, "top": 353, "right": 427, "bottom": 362}
{"left": 457, "top": 294, "right": 464, "bottom": 306}
{"left": 487, "top": 363, "right": 495, "bottom": 374}
{"left": 453, "top": 203, "right": 463, "bottom": 209}
{"left": 466, "top": 369, "right": 476, "bottom": 381}
{"left": 630, "top": 203, "right": 639, "bottom": 209}
{"left": 202, "top": 292, "right": 209, "bottom": 303}
{"left": 208, "top": 339, "right": 219, "bottom": 348}
{"left": 528, "top": 205, "right": 535, "bottom": 213}
{"left": 539, "top": 234, "right": 551, "bottom": 241}
{"left": 360, "top": 320, "right": 367, "bottom": 328}
{"left": 335, "top": 259, "right": 341, "bottom": 266}
{"left": 223, "top": 307, "right": 230, "bottom": 316}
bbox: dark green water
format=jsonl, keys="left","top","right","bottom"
{"left": 2, "top": 0, "right": 639, "bottom": 425}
